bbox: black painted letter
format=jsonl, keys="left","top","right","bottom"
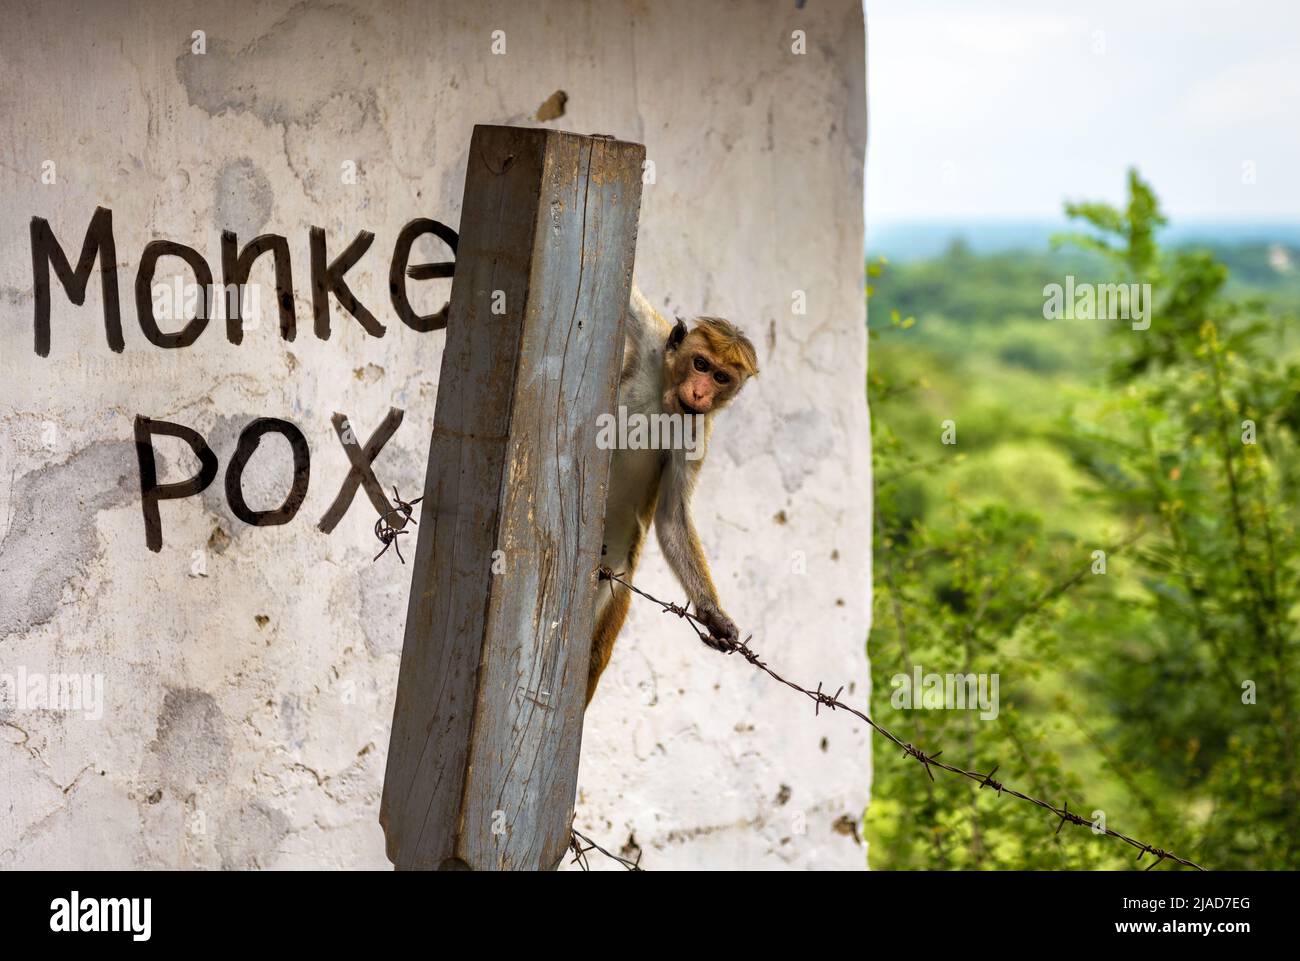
{"left": 136, "top": 240, "right": 213, "bottom": 348}
{"left": 220, "top": 230, "right": 297, "bottom": 344}
{"left": 30, "top": 206, "right": 123, "bottom": 357}
{"left": 389, "top": 219, "right": 457, "bottom": 332}
{"left": 225, "top": 418, "right": 311, "bottom": 527}
{"left": 310, "top": 226, "right": 381, "bottom": 339}
{"left": 134, "top": 416, "right": 219, "bottom": 553}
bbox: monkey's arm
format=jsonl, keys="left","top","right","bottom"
{"left": 654, "top": 452, "right": 739, "bottom": 647}
{"left": 626, "top": 285, "right": 676, "bottom": 374}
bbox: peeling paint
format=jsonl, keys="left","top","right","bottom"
{"left": 216, "top": 799, "right": 291, "bottom": 869}
{"left": 214, "top": 159, "right": 274, "bottom": 238}
{"left": 0, "top": 442, "right": 136, "bottom": 638}
{"left": 149, "top": 687, "right": 233, "bottom": 793}
{"left": 536, "top": 90, "right": 569, "bottom": 122}
{"left": 174, "top": 3, "right": 383, "bottom": 130}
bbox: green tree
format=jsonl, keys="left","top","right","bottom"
{"left": 866, "top": 171, "right": 1300, "bottom": 870}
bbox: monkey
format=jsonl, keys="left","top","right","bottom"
{"left": 587, "top": 285, "right": 759, "bottom": 705}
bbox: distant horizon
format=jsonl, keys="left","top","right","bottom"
{"left": 869, "top": 217, "right": 1300, "bottom": 261}
{"left": 872, "top": 215, "right": 1300, "bottom": 226}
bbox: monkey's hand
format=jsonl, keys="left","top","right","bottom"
{"left": 695, "top": 600, "right": 740, "bottom": 651}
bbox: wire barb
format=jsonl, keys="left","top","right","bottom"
{"left": 978, "top": 765, "right": 1004, "bottom": 794}
{"left": 570, "top": 820, "right": 642, "bottom": 872}
{"left": 372, "top": 485, "right": 423, "bottom": 563}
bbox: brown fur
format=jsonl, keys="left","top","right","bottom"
{"left": 691, "top": 317, "right": 759, "bottom": 377}
{"left": 586, "top": 297, "right": 756, "bottom": 706}
{"left": 664, "top": 326, "right": 756, "bottom": 415}
{"left": 587, "top": 585, "right": 631, "bottom": 704}
{"left": 587, "top": 468, "right": 659, "bottom": 704}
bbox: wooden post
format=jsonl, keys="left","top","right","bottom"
{"left": 379, "top": 125, "right": 645, "bottom": 870}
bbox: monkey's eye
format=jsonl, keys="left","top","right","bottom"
{"left": 713, "top": 370, "right": 731, "bottom": 385}
{"left": 692, "top": 356, "right": 710, "bottom": 373}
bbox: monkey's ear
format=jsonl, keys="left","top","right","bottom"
{"left": 668, "top": 317, "right": 688, "bottom": 351}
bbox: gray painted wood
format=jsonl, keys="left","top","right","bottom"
{"left": 380, "top": 125, "right": 644, "bottom": 871}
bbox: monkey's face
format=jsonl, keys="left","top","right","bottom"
{"left": 664, "top": 329, "right": 747, "bottom": 416}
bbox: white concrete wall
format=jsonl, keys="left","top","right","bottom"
{"left": 0, "top": 0, "right": 870, "bottom": 869}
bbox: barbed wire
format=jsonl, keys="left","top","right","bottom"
{"left": 368, "top": 487, "right": 1199, "bottom": 871}
{"left": 594, "top": 566, "right": 1206, "bottom": 872}
{"left": 372, "top": 486, "right": 422, "bottom": 563}
{"left": 569, "top": 820, "right": 643, "bottom": 871}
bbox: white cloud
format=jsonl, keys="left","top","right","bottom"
{"left": 866, "top": 0, "right": 1300, "bottom": 223}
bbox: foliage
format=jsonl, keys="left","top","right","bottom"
{"left": 865, "top": 171, "right": 1300, "bottom": 869}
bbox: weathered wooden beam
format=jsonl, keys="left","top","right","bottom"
{"left": 379, "top": 125, "right": 645, "bottom": 870}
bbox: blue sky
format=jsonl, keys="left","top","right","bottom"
{"left": 865, "top": 0, "right": 1300, "bottom": 228}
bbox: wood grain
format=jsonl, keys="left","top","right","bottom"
{"left": 380, "top": 125, "right": 645, "bottom": 871}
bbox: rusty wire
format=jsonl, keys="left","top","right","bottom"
{"left": 569, "top": 821, "right": 643, "bottom": 872}
{"left": 372, "top": 486, "right": 422, "bottom": 563}
{"left": 593, "top": 565, "right": 1206, "bottom": 872}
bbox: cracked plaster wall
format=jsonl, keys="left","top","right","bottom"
{"left": 0, "top": 0, "right": 870, "bottom": 869}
